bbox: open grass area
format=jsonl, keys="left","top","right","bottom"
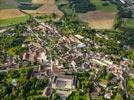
{"left": 124, "top": 18, "right": 134, "bottom": 34}
{"left": 56, "top": 0, "right": 73, "bottom": 15}
{"left": 0, "top": 0, "right": 33, "bottom": 9}
{"left": 91, "top": 0, "right": 117, "bottom": 12}
{"left": 59, "top": 4, "right": 74, "bottom": 15}
{"left": 126, "top": 18, "right": 134, "bottom": 29}
{"left": 0, "top": 15, "right": 30, "bottom": 27}
{"left": 0, "top": 0, "right": 17, "bottom": 9}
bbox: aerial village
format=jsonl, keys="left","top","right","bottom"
{"left": 0, "top": 0, "right": 134, "bottom": 99}
{"left": 0, "top": 17, "right": 133, "bottom": 100}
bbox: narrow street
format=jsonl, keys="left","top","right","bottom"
{"left": 120, "top": 65, "right": 129, "bottom": 100}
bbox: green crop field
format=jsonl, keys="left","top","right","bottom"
{"left": 0, "top": 15, "right": 30, "bottom": 27}
{"left": 91, "top": 0, "right": 117, "bottom": 12}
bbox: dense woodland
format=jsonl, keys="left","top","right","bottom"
{"left": 68, "top": 0, "right": 96, "bottom": 13}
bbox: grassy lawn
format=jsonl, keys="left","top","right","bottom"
{"left": 91, "top": 0, "right": 117, "bottom": 12}
{"left": 0, "top": 15, "right": 30, "bottom": 27}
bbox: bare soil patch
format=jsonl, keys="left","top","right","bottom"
{"left": 79, "top": 11, "right": 116, "bottom": 29}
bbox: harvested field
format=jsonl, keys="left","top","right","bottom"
{"left": 24, "top": 0, "right": 63, "bottom": 19}
{"left": 37, "top": 3, "right": 63, "bottom": 16}
{"left": 79, "top": 11, "right": 116, "bottom": 29}
{"left": 32, "top": 0, "right": 48, "bottom": 4}
{"left": 0, "top": 9, "right": 25, "bottom": 20}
